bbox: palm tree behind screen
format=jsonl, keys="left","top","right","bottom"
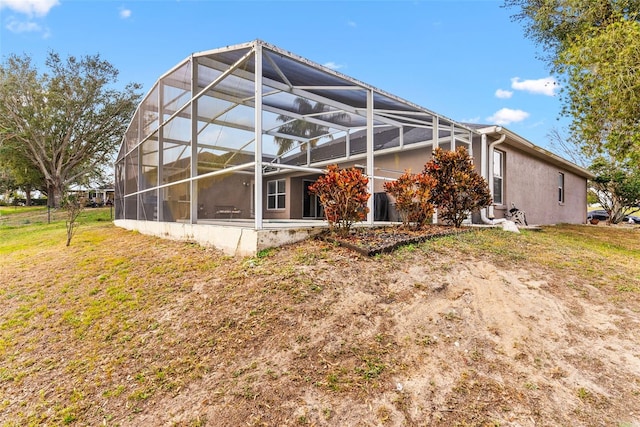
{"left": 274, "top": 98, "right": 347, "bottom": 156}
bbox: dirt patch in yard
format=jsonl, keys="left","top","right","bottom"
{"left": 1, "top": 223, "right": 639, "bottom": 426}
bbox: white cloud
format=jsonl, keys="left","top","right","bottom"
{"left": 461, "top": 116, "right": 481, "bottom": 124}
{"left": 0, "top": 0, "right": 60, "bottom": 17}
{"left": 511, "top": 76, "right": 558, "bottom": 96}
{"left": 323, "top": 61, "right": 344, "bottom": 70}
{"left": 119, "top": 7, "right": 132, "bottom": 19}
{"left": 347, "top": 20, "right": 356, "bottom": 28}
{"left": 495, "top": 89, "right": 513, "bottom": 99}
{"left": 6, "top": 18, "right": 41, "bottom": 33}
{"left": 5, "top": 16, "right": 50, "bottom": 37}
{"left": 487, "top": 108, "right": 530, "bottom": 125}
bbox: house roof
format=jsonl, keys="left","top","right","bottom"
{"left": 470, "top": 124, "right": 594, "bottom": 179}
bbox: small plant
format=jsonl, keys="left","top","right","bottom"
{"left": 308, "top": 164, "right": 370, "bottom": 236}
{"left": 322, "top": 407, "right": 333, "bottom": 420}
{"left": 62, "top": 193, "right": 84, "bottom": 246}
{"left": 356, "top": 357, "right": 385, "bottom": 380}
{"left": 576, "top": 387, "right": 591, "bottom": 400}
{"left": 256, "top": 248, "right": 274, "bottom": 258}
{"left": 383, "top": 170, "right": 436, "bottom": 228}
{"left": 424, "top": 147, "right": 492, "bottom": 228}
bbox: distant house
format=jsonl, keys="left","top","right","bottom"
{"left": 114, "top": 40, "right": 592, "bottom": 255}
{"left": 68, "top": 186, "right": 115, "bottom": 207}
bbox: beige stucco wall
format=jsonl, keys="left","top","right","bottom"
{"left": 376, "top": 138, "right": 588, "bottom": 225}
{"left": 259, "top": 139, "right": 588, "bottom": 226}
{"left": 495, "top": 144, "right": 587, "bottom": 225}
{"left": 372, "top": 149, "right": 433, "bottom": 192}
{"left": 197, "top": 173, "right": 253, "bottom": 220}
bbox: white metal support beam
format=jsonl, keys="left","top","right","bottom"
{"left": 432, "top": 117, "right": 439, "bottom": 224}
{"left": 254, "top": 45, "right": 263, "bottom": 230}
{"left": 159, "top": 49, "right": 254, "bottom": 131}
{"left": 136, "top": 100, "right": 143, "bottom": 221}
{"left": 157, "top": 80, "right": 164, "bottom": 221}
{"left": 346, "top": 131, "right": 351, "bottom": 159}
{"left": 263, "top": 51, "right": 293, "bottom": 88}
{"left": 125, "top": 162, "right": 256, "bottom": 198}
{"left": 190, "top": 55, "right": 199, "bottom": 224}
{"left": 451, "top": 123, "right": 456, "bottom": 151}
{"left": 433, "top": 117, "right": 439, "bottom": 150}
{"left": 366, "top": 89, "right": 374, "bottom": 225}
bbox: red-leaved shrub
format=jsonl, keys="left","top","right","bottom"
{"left": 383, "top": 170, "right": 436, "bottom": 228}
{"left": 424, "top": 147, "right": 492, "bottom": 227}
{"left": 308, "top": 165, "right": 370, "bottom": 235}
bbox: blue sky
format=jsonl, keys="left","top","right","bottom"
{"left": 0, "top": 0, "right": 567, "bottom": 151}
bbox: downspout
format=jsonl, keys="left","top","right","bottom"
{"left": 480, "top": 127, "right": 506, "bottom": 225}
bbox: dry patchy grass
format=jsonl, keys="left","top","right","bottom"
{"left": 1, "top": 219, "right": 639, "bottom": 426}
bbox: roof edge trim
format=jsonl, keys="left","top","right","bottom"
{"left": 478, "top": 126, "right": 594, "bottom": 179}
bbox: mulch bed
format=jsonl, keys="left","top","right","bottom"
{"left": 318, "top": 225, "right": 469, "bottom": 256}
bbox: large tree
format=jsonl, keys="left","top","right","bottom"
{"left": 504, "top": 0, "right": 640, "bottom": 161}
{"left": 0, "top": 52, "right": 141, "bottom": 207}
{"left": 558, "top": 19, "right": 640, "bottom": 161}
{"left": 548, "top": 127, "right": 639, "bottom": 223}
{"left": 0, "top": 162, "right": 17, "bottom": 203}
{"left": 589, "top": 157, "right": 640, "bottom": 223}
{"left": 504, "top": 0, "right": 640, "bottom": 66}
{"left": 0, "top": 145, "right": 45, "bottom": 205}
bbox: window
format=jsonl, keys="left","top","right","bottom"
{"left": 558, "top": 172, "right": 565, "bottom": 203}
{"left": 493, "top": 150, "right": 504, "bottom": 205}
{"left": 267, "top": 179, "right": 286, "bottom": 210}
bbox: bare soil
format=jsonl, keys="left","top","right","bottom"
{"left": 321, "top": 225, "right": 466, "bottom": 256}
{"left": 1, "top": 222, "right": 639, "bottom": 426}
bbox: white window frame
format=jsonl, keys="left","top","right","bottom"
{"left": 493, "top": 150, "right": 504, "bottom": 205}
{"left": 558, "top": 172, "right": 565, "bottom": 204}
{"left": 267, "top": 179, "right": 286, "bottom": 210}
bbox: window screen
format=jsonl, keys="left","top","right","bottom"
{"left": 493, "top": 150, "right": 504, "bottom": 205}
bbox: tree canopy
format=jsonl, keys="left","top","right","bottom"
{"left": 504, "top": 0, "right": 640, "bottom": 162}
{"left": 558, "top": 19, "right": 640, "bottom": 161}
{"left": 0, "top": 142, "right": 44, "bottom": 205}
{"left": 548, "top": 126, "right": 639, "bottom": 223}
{"left": 504, "top": 0, "right": 640, "bottom": 66}
{"left": 0, "top": 51, "right": 141, "bottom": 207}
{"left": 589, "top": 157, "right": 640, "bottom": 223}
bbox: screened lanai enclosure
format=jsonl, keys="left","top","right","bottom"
{"left": 115, "top": 40, "right": 476, "bottom": 253}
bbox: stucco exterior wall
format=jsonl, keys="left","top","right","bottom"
{"left": 495, "top": 145, "right": 587, "bottom": 225}
{"left": 197, "top": 174, "right": 253, "bottom": 220}
{"left": 260, "top": 139, "right": 588, "bottom": 226}
{"left": 372, "top": 149, "right": 434, "bottom": 192}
